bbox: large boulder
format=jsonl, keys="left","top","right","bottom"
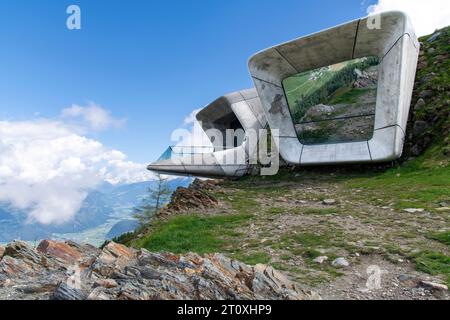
{"left": 4, "top": 241, "right": 42, "bottom": 270}
{"left": 37, "top": 240, "right": 82, "bottom": 264}
{"left": 53, "top": 282, "right": 87, "bottom": 300}
{"left": 0, "top": 255, "right": 34, "bottom": 276}
{"left": 91, "top": 242, "right": 137, "bottom": 277}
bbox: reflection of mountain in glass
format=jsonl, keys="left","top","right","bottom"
{"left": 283, "top": 56, "right": 379, "bottom": 144}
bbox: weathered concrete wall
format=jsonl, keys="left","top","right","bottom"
{"left": 248, "top": 11, "right": 419, "bottom": 165}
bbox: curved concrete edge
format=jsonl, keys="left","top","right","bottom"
{"left": 149, "top": 89, "right": 266, "bottom": 178}
{"left": 147, "top": 158, "right": 187, "bottom": 176}
{"left": 369, "top": 125, "right": 405, "bottom": 162}
{"left": 248, "top": 11, "right": 419, "bottom": 165}
{"left": 148, "top": 148, "right": 250, "bottom": 178}
{"left": 196, "top": 88, "right": 260, "bottom": 132}
{"left": 301, "top": 141, "right": 371, "bottom": 165}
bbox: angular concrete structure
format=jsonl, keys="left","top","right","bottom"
{"left": 149, "top": 11, "right": 419, "bottom": 177}
{"left": 148, "top": 89, "right": 268, "bottom": 177}
{"left": 248, "top": 11, "right": 419, "bottom": 165}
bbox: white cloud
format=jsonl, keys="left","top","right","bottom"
{"left": 173, "top": 108, "right": 212, "bottom": 149}
{"left": 0, "top": 114, "right": 154, "bottom": 225}
{"left": 183, "top": 108, "right": 202, "bottom": 125}
{"left": 367, "top": 0, "right": 450, "bottom": 36}
{"left": 61, "top": 102, "right": 126, "bottom": 131}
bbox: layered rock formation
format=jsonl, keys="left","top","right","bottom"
{"left": 159, "top": 179, "right": 220, "bottom": 216}
{"left": 0, "top": 240, "right": 318, "bottom": 300}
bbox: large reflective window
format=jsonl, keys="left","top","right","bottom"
{"left": 282, "top": 56, "right": 379, "bottom": 145}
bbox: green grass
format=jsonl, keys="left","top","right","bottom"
{"left": 411, "top": 250, "right": 450, "bottom": 286}
{"left": 301, "top": 248, "right": 323, "bottom": 259}
{"left": 427, "top": 231, "right": 450, "bottom": 246}
{"left": 135, "top": 213, "right": 252, "bottom": 254}
{"left": 301, "top": 208, "right": 340, "bottom": 215}
{"left": 291, "top": 232, "right": 333, "bottom": 247}
{"left": 266, "top": 207, "right": 286, "bottom": 215}
{"left": 343, "top": 153, "right": 450, "bottom": 211}
{"left": 233, "top": 252, "right": 271, "bottom": 265}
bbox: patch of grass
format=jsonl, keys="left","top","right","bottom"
{"left": 427, "top": 231, "right": 450, "bottom": 246}
{"left": 288, "top": 229, "right": 348, "bottom": 249}
{"left": 301, "top": 248, "right": 322, "bottom": 259}
{"left": 280, "top": 254, "right": 292, "bottom": 261}
{"left": 394, "top": 231, "right": 418, "bottom": 239}
{"left": 289, "top": 232, "right": 332, "bottom": 247}
{"left": 135, "top": 213, "right": 252, "bottom": 254}
{"left": 344, "top": 155, "right": 450, "bottom": 211}
{"left": 233, "top": 252, "right": 271, "bottom": 265}
{"left": 384, "top": 243, "right": 403, "bottom": 255}
{"left": 301, "top": 208, "right": 339, "bottom": 215}
{"left": 266, "top": 207, "right": 285, "bottom": 215}
{"left": 271, "top": 262, "right": 290, "bottom": 271}
{"left": 213, "top": 189, "right": 258, "bottom": 214}
{"left": 411, "top": 250, "right": 450, "bottom": 286}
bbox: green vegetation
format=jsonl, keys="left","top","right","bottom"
{"left": 133, "top": 174, "right": 172, "bottom": 226}
{"left": 135, "top": 214, "right": 252, "bottom": 255}
{"left": 289, "top": 232, "right": 335, "bottom": 247}
{"left": 427, "top": 231, "right": 450, "bottom": 246}
{"left": 410, "top": 26, "right": 450, "bottom": 158}
{"left": 342, "top": 153, "right": 450, "bottom": 211}
{"left": 301, "top": 208, "right": 340, "bottom": 215}
{"left": 234, "top": 252, "right": 271, "bottom": 265}
{"left": 411, "top": 251, "right": 450, "bottom": 286}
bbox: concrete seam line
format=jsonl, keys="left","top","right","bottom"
{"left": 366, "top": 140, "right": 373, "bottom": 161}
{"left": 274, "top": 47, "right": 299, "bottom": 74}
{"left": 299, "top": 144, "right": 304, "bottom": 164}
{"left": 380, "top": 33, "right": 412, "bottom": 62}
{"left": 374, "top": 124, "right": 405, "bottom": 133}
{"left": 247, "top": 97, "right": 266, "bottom": 128}
{"left": 352, "top": 19, "right": 362, "bottom": 59}
{"left": 251, "top": 76, "right": 283, "bottom": 89}
{"left": 238, "top": 91, "right": 246, "bottom": 102}
{"left": 179, "top": 160, "right": 187, "bottom": 174}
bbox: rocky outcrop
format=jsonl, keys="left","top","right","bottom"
{"left": 0, "top": 240, "right": 317, "bottom": 300}
{"left": 403, "top": 27, "right": 450, "bottom": 160}
{"left": 37, "top": 240, "right": 82, "bottom": 264}
{"left": 159, "top": 179, "right": 219, "bottom": 216}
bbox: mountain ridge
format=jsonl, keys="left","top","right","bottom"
{"left": 0, "top": 177, "right": 191, "bottom": 243}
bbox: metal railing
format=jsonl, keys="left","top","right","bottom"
{"left": 157, "top": 145, "right": 233, "bottom": 161}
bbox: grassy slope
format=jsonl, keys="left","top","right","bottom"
{"left": 129, "top": 28, "right": 450, "bottom": 287}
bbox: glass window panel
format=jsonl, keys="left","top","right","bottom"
{"left": 282, "top": 56, "right": 379, "bottom": 145}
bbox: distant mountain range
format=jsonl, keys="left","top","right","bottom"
{"left": 0, "top": 177, "right": 191, "bottom": 244}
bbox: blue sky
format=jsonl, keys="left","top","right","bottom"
{"left": 1, "top": 0, "right": 448, "bottom": 225}
{"left": 0, "top": 0, "right": 377, "bottom": 163}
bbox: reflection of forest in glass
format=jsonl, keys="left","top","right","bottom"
{"left": 282, "top": 56, "right": 379, "bottom": 144}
